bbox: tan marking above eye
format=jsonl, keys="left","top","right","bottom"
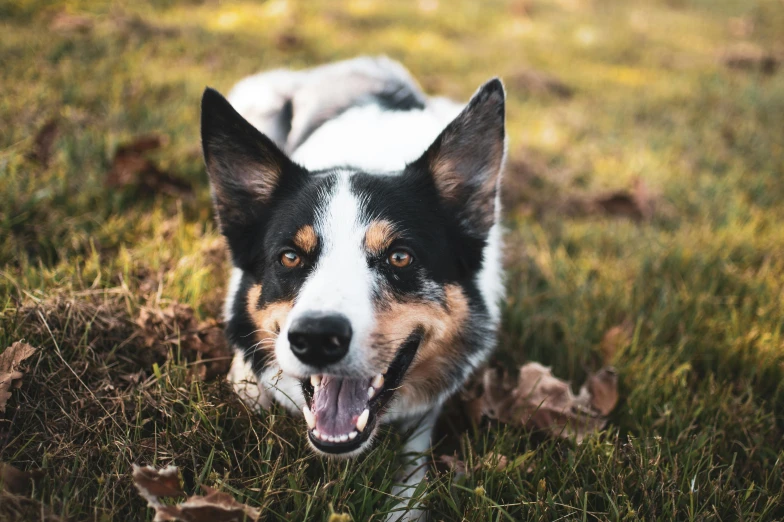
{"left": 365, "top": 220, "right": 398, "bottom": 255}
{"left": 281, "top": 251, "right": 301, "bottom": 268}
{"left": 388, "top": 250, "right": 412, "bottom": 268}
{"left": 293, "top": 225, "right": 318, "bottom": 254}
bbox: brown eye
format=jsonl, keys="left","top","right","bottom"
{"left": 388, "top": 250, "right": 413, "bottom": 268}
{"left": 281, "top": 251, "right": 301, "bottom": 268}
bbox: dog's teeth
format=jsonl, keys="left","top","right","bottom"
{"left": 367, "top": 387, "right": 375, "bottom": 399}
{"left": 303, "top": 406, "right": 316, "bottom": 430}
{"left": 339, "top": 434, "right": 348, "bottom": 442}
{"left": 312, "top": 429, "right": 320, "bottom": 438}
{"left": 372, "top": 374, "right": 384, "bottom": 389}
{"left": 356, "top": 409, "right": 369, "bottom": 432}
{"left": 320, "top": 432, "right": 329, "bottom": 441}
{"left": 310, "top": 374, "right": 321, "bottom": 388}
{"left": 348, "top": 431, "right": 357, "bottom": 440}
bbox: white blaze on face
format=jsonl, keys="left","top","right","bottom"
{"left": 275, "top": 174, "right": 376, "bottom": 376}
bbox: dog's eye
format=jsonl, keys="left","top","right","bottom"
{"left": 280, "top": 251, "right": 301, "bottom": 268}
{"left": 388, "top": 250, "right": 413, "bottom": 268}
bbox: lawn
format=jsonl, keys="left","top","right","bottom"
{"left": 1, "top": 0, "right": 783, "bottom": 520}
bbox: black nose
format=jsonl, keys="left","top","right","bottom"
{"left": 288, "top": 313, "right": 352, "bottom": 367}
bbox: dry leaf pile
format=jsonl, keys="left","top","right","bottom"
{"left": 464, "top": 362, "right": 618, "bottom": 443}
{"left": 136, "top": 304, "right": 231, "bottom": 380}
{"left": 27, "top": 119, "right": 60, "bottom": 167}
{"left": 0, "top": 342, "right": 37, "bottom": 414}
{"left": 107, "top": 134, "right": 192, "bottom": 198}
{"left": 132, "top": 465, "right": 260, "bottom": 522}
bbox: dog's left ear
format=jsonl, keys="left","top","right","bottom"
{"left": 408, "top": 79, "right": 506, "bottom": 237}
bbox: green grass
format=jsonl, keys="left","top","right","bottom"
{"left": 2, "top": 0, "right": 784, "bottom": 520}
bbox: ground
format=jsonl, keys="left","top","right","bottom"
{"left": 1, "top": 0, "right": 783, "bottom": 520}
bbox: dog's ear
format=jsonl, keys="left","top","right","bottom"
{"left": 407, "top": 79, "right": 506, "bottom": 237}
{"left": 201, "top": 87, "right": 305, "bottom": 270}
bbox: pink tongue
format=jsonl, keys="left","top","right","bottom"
{"left": 313, "top": 376, "right": 368, "bottom": 437}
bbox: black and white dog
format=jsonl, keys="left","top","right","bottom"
{"left": 201, "top": 56, "right": 505, "bottom": 518}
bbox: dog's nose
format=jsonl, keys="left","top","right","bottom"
{"left": 288, "top": 313, "right": 352, "bottom": 367}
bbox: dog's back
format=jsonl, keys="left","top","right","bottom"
{"left": 227, "top": 56, "right": 463, "bottom": 172}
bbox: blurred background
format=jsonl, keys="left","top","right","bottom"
{"left": 2, "top": 0, "right": 784, "bottom": 520}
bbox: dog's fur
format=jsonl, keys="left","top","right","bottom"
{"left": 201, "top": 56, "right": 505, "bottom": 520}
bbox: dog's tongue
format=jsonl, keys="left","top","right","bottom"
{"left": 313, "top": 375, "right": 368, "bottom": 437}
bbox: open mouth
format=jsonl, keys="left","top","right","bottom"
{"left": 300, "top": 331, "right": 422, "bottom": 455}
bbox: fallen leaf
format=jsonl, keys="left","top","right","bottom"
{"left": 509, "top": 69, "right": 573, "bottom": 99}
{"left": 438, "top": 454, "right": 468, "bottom": 476}
{"left": 600, "top": 321, "right": 633, "bottom": 363}
{"left": 136, "top": 304, "right": 231, "bottom": 380}
{"left": 49, "top": 12, "right": 93, "bottom": 33}
{"left": 578, "top": 367, "right": 618, "bottom": 416}
{"left": 107, "top": 134, "right": 192, "bottom": 198}
{"left": 27, "top": 119, "right": 60, "bottom": 167}
{"left": 274, "top": 30, "right": 303, "bottom": 51}
{"left": 720, "top": 42, "right": 780, "bottom": 74}
{"left": 133, "top": 466, "right": 260, "bottom": 522}
{"left": 469, "top": 362, "right": 619, "bottom": 442}
{"left": 437, "top": 451, "right": 516, "bottom": 479}
{"left": 565, "top": 177, "right": 657, "bottom": 222}
{"left": 0, "top": 464, "right": 44, "bottom": 495}
{"left": 0, "top": 342, "right": 37, "bottom": 413}
{"left": 132, "top": 465, "right": 184, "bottom": 500}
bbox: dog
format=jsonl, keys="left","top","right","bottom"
{"left": 200, "top": 56, "right": 506, "bottom": 519}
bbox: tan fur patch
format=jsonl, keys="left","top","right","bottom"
{"left": 245, "top": 284, "right": 292, "bottom": 353}
{"left": 293, "top": 225, "right": 318, "bottom": 254}
{"left": 208, "top": 159, "right": 281, "bottom": 224}
{"left": 364, "top": 220, "right": 398, "bottom": 255}
{"left": 429, "top": 145, "right": 502, "bottom": 231}
{"left": 370, "top": 285, "right": 470, "bottom": 407}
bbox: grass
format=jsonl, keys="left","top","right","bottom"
{"left": 2, "top": 0, "right": 784, "bottom": 520}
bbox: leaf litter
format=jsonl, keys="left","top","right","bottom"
{"left": 463, "top": 362, "right": 619, "bottom": 443}
{"left": 107, "top": 134, "right": 193, "bottom": 198}
{"left": 132, "top": 465, "right": 261, "bottom": 522}
{"left": 0, "top": 342, "right": 37, "bottom": 413}
{"left": 136, "top": 303, "right": 232, "bottom": 380}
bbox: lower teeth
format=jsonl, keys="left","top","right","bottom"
{"left": 312, "top": 430, "right": 359, "bottom": 442}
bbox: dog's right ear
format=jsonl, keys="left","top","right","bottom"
{"left": 201, "top": 87, "right": 305, "bottom": 270}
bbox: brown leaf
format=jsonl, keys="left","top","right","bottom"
{"left": 0, "top": 342, "right": 37, "bottom": 413}
{"left": 132, "top": 465, "right": 184, "bottom": 499}
{"left": 470, "top": 362, "right": 619, "bottom": 442}
{"left": 566, "top": 177, "right": 657, "bottom": 222}
{"left": 274, "top": 30, "right": 303, "bottom": 51}
{"left": 49, "top": 12, "right": 93, "bottom": 33}
{"left": 0, "top": 464, "right": 44, "bottom": 496}
{"left": 600, "top": 322, "right": 633, "bottom": 363}
{"left": 579, "top": 367, "right": 618, "bottom": 416}
{"left": 107, "top": 134, "right": 192, "bottom": 198}
{"left": 133, "top": 466, "right": 260, "bottom": 522}
{"left": 136, "top": 304, "right": 231, "bottom": 380}
{"left": 437, "top": 451, "right": 509, "bottom": 479}
{"left": 509, "top": 69, "right": 573, "bottom": 99}
{"left": 27, "top": 119, "right": 60, "bottom": 167}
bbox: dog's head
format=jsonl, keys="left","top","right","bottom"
{"left": 201, "top": 79, "right": 505, "bottom": 457}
